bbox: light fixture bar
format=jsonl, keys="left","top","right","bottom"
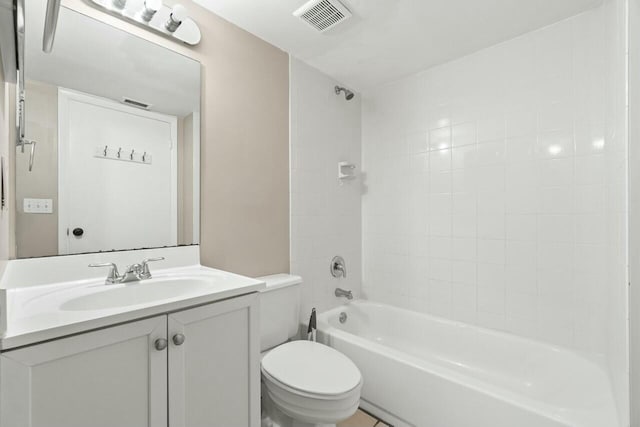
{"left": 85, "top": 0, "right": 201, "bottom": 46}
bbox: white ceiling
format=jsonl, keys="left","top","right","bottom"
{"left": 194, "top": 0, "right": 601, "bottom": 91}
{"left": 25, "top": 3, "right": 200, "bottom": 117}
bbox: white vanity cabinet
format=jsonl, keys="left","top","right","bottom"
{"left": 0, "top": 293, "right": 259, "bottom": 427}
{"left": 168, "top": 294, "right": 260, "bottom": 427}
{"left": 0, "top": 315, "right": 168, "bottom": 427}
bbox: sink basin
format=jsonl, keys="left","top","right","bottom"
{"left": 60, "top": 277, "right": 214, "bottom": 311}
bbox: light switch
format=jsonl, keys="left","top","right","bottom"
{"left": 23, "top": 198, "right": 53, "bottom": 214}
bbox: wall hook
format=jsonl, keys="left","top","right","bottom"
{"left": 93, "top": 145, "right": 152, "bottom": 165}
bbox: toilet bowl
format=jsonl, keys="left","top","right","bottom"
{"left": 261, "top": 340, "right": 362, "bottom": 427}
{"left": 257, "top": 275, "right": 362, "bottom": 427}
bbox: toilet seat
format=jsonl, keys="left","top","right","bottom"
{"left": 262, "top": 369, "right": 358, "bottom": 401}
{"left": 261, "top": 341, "right": 362, "bottom": 397}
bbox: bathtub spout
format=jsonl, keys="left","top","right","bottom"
{"left": 335, "top": 288, "right": 353, "bottom": 300}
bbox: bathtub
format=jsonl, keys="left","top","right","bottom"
{"left": 317, "top": 300, "right": 619, "bottom": 427}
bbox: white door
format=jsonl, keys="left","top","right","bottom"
{"left": 58, "top": 89, "right": 177, "bottom": 255}
{"left": 168, "top": 294, "right": 260, "bottom": 427}
{"left": 0, "top": 316, "right": 168, "bottom": 427}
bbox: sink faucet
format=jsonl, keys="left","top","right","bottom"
{"left": 89, "top": 257, "right": 164, "bottom": 285}
{"left": 120, "top": 263, "right": 144, "bottom": 283}
{"left": 335, "top": 288, "right": 353, "bottom": 300}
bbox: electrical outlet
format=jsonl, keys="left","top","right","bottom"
{"left": 23, "top": 198, "right": 53, "bottom": 214}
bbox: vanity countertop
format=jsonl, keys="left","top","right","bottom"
{"left": 0, "top": 265, "right": 265, "bottom": 350}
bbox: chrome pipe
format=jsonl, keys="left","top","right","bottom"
{"left": 16, "top": 0, "right": 25, "bottom": 143}
{"left": 43, "top": 0, "right": 61, "bottom": 53}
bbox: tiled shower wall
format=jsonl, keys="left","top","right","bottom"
{"left": 290, "top": 58, "right": 362, "bottom": 322}
{"left": 361, "top": 4, "right": 626, "bottom": 360}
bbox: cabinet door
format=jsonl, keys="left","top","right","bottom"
{"left": 0, "top": 316, "right": 168, "bottom": 427}
{"left": 168, "top": 293, "right": 259, "bottom": 427}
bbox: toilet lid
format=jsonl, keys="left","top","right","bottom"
{"left": 261, "top": 341, "right": 361, "bottom": 396}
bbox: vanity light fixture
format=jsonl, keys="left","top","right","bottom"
{"left": 42, "top": 0, "right": 61, "bottom": 53}
{"left": 140, "top": 0, "right": 162, "bottom": 22}
{"left": 165, "top": 4, "right": 187, "bottom": 32}
{"left": 86, "top": 0, "right": 201, "bottom": 46}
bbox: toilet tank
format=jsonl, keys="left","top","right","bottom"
{"left": 257, "top": 274, "right": 302, "bottom": 352}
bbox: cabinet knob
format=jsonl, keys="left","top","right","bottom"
{"left": 154, "top": 338, "right": 168, "bottom": 351}
{"left": 172, "top": 333, "right": 185, "bottom": 346}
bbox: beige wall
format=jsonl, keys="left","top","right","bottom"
{"left": 0, "top": 59, "right": 11, "bottom": 269}
{"left": 0, "top": 57, "right": 17, "bottom": 271}
{"left": 61, "top": 0, "right": 290, "bottom": 276}
{"left": 15, "top": 80, "right": 58, "bottom": 258}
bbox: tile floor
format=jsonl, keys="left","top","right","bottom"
{"left": 338, "top": 409, "right": 390, "bottom": 427}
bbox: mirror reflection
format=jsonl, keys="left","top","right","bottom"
{"left": 16, "top": 4, "right": 201, "bottom": 258}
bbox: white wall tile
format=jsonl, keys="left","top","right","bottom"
{"left": 429, "top": 148, "right": 452, "bottom": 172}
{"left": 429, "top": 127, "right": 452, "bottom": 151}
{"left": 452, "top": 122, "right": 477, "bottom": 147}
{"left": 361, "top": 5, "right": 625, "bottom": 366}
{"left": 477, "top": 239, "right": 505, "bottom": 264}
{"left": 477, "top": 116, "right": 506, "bottom": 143}
{"left": 291, "top": 59, "right": 362, "bottom": 321}
{"left": 452, "top": 237, "right": 477, "bottom": 261}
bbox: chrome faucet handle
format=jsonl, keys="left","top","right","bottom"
{"left": 141, "top": 257, "right": 165, "bottom": 279}
{"left": 331, "top": 256, "right": 347, "bottom": 278}
{"left": 89, "top": 262, "right": 120, "bottom": 284}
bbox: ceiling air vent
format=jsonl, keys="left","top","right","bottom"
{"left": 293, "top": 0, "right": 352, "bottom": 33}
{"left": 121, "top": 97, "right": 152, "bottom": 110}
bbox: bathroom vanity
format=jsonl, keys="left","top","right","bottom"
{"left": 0, "top": 248, "right": 263, "bottom": 427}
{"left": 0, "top": 3, "right": 264, "bottom": 425}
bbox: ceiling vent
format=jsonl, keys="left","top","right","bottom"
{"left": 293, "top": 0, "right": 352, "bottom": 33}
{"left": 121, "top": 97, "right": 152, "bottom": 110}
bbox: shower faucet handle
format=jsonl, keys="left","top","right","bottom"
{"left": 331, "top": 256, "right": 347, "bottom": 278}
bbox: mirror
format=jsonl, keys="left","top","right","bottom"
{"left": 15, "top": 4, "right": 200, "bottom": 258}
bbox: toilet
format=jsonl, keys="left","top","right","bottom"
{"left": 258, "top": 274, "right": 362, "bottom": 427}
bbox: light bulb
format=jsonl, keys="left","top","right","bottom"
{"left": 141, "top": 0, "right": 162, "bottom": 21}
{"left": 170, "top": 4, "right": 187, "bottom": 23}
{"left": 145, "top": 0, "right": 162, "bottom": 11}
{"left": 165, "top": 4, "right": 188, "bottom": 32}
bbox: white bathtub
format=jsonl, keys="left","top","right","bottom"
{"left": 317, "top": 300, "right": 619, "bottom": 427}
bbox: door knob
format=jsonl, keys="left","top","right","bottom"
{"left": 172, "top": 333, "right": 185, "bottom": 346}
{"left": 154, "top": 338, "right": 168, "bottom": 351}
{"left": 72, "top": 227, "right": 84, "bottom": 237}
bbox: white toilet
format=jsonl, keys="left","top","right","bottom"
{"left": 258, "top": 274, "right": 362, "bottom": 427}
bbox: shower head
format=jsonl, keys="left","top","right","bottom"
{"left": 335, "top": 86, "right": 355, "bottom": 101}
